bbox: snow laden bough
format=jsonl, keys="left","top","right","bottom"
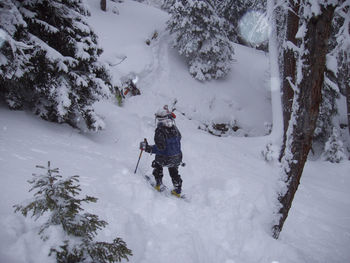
{"left": 0, "top": 0, "right": 113, "bottom": 131}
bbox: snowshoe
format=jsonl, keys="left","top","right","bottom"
{"left": 171, "top": 189, "right": 188, "bottom": 200}
{"left": 144, "top": 175, "right": 167, "bottom": 192}
{"left": 154, "top": 184, "right": 166, "bottom": 192}
{"left": 143, "top": 175, "right": 189, "bottom": 201}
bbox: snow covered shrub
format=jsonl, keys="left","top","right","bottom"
{"left": 167, "top": 0, "right": 234, "bottom": 81}
{"left": 145, "top": 30, "right": 158, "bottom": 45}
{"left": 0, "top": 0, "right": 112, "bottom": 131}
{"left": 322, "top": 128, "right": 347, "bottom": 163}
{"left": 198, "top": 120, "right": 244, "bottom": 137}
{"left": 264, "top": 122, "right": 272, "bottom": 135}
{"left": 261, "top": 142, "right": 279, "bottom": 162}
{"left": 14, "top": 162, "right": 132, "bottom": 263}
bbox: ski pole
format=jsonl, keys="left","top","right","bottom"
{"left": 134, "top": 149, "right": 143, "bottom": 174}
{"left": 134, "top": 138, "right": 147, "bottom": 174}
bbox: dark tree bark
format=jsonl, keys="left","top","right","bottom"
{"left": 279, "top": 1, "right": 300, "bottom": 161}
{"left": 346, "top": 71, "right": 350, "bottom": 137}
{"left": 100, "top": 0, "right": 106, "bottom": 11}
{"left": 273, "top": 4, "right": 335, "bottom": 239}
{"left": 340, "top": 52, "right": 350, "bottom": 138}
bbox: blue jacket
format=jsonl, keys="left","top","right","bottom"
{"left": 151, "top": 124, "right": 182, "bottom": 167}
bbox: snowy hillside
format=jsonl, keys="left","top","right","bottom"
{"left": 88, "top": 0, "right": 272, "bottom": 136}
{"left": 1, "top": 1, "right": 350, "bottom": 263}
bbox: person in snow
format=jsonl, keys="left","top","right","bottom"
{"left": 140, "top": 105, "right": 183, "bottom": 197}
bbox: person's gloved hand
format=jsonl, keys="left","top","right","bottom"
{"left": 145, "top": 144, "right": 152, "bottom": 153}
{"left": 140, "top": 141, "right": 151, "bottom": 153}
{"left": 139, "top": 141, "right": 146, "bottom": 150}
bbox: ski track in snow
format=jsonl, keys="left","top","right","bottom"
{"left": 1, "top": 1, "right": 350, "bottom": 263}
{"left": 138, "top": 29, "right": 170, "bottom": 94}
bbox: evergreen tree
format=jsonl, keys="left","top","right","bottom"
{"left": 0, "top": 0, "right": 35, "bottom": 109}
{"left": 167, "top": 0, "right": 234, "bottom": 81}
{"left": 314, "top": 1, "right": 350, "bottom": 146}
{"left": 162, "top": 0, "right": 176, "bottom": 11}
{"left": 322, "top": 127, "right": 347, "bottom": 163}
{"left": 14, "top": 162, "right": 132, "bottom": 263}
{"left": 0, "top": 0, "right": 112, "bottom": 131}
{"left": 333, "top": 1, "right": 350, "bottom": 138}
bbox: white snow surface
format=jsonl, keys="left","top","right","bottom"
{"left": 1, "top": 1, "right": 350, "bottom": 263}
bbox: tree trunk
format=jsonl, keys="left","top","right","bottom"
{"left": 273, "top": 4, "right": 335, "bottom": 239}
{"left": 101, "top": 0, "right": 106, "bottom": 11}
{"left": 279, "top": 1, "right": 300, "bottom": 161}
{"left": 267, "top": 0, "right": 284, "bottom": 142}
{"left": 346, "top": 76, "right": 350, "bottom": 138}
{"left": 343, "top": 52, "right": 350, "bottom": 139}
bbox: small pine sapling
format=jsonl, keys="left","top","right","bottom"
{"left": 322, "top": 128, "right": 347, "bottom": 163}
{"left": 14, "top": 161, "right": 132, "bottom": 263}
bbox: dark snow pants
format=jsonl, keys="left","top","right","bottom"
{"left": 152, "top": 161, "right": 182, "bottom": 190}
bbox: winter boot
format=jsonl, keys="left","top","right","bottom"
{"left": 171, "top": 188, "right": 181, "bottom": 198}
{"left": 169, "top": 167, "right": 182, "bottom": 196}
{"left": 155, "top": 175, "right": 169, "bottom": 192}
{"left": 171, "top": 179, "right": 182, "bottom": 198}
{"left": 154, "top": 182, "right": 166, "bottom": 192}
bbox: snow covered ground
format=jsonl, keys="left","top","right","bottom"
{"left": 1, "top": 1, "right": 350, "bottom": 263}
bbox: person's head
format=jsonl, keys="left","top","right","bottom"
{"left": 155, "top": 105, "right": 176, "bottom": 127}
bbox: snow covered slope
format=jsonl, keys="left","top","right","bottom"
{"left": 87, "top": 0, "right": 272, "bottom": 136}
{"left": 0, "top": 1, "right": 349, "bottom": 263}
